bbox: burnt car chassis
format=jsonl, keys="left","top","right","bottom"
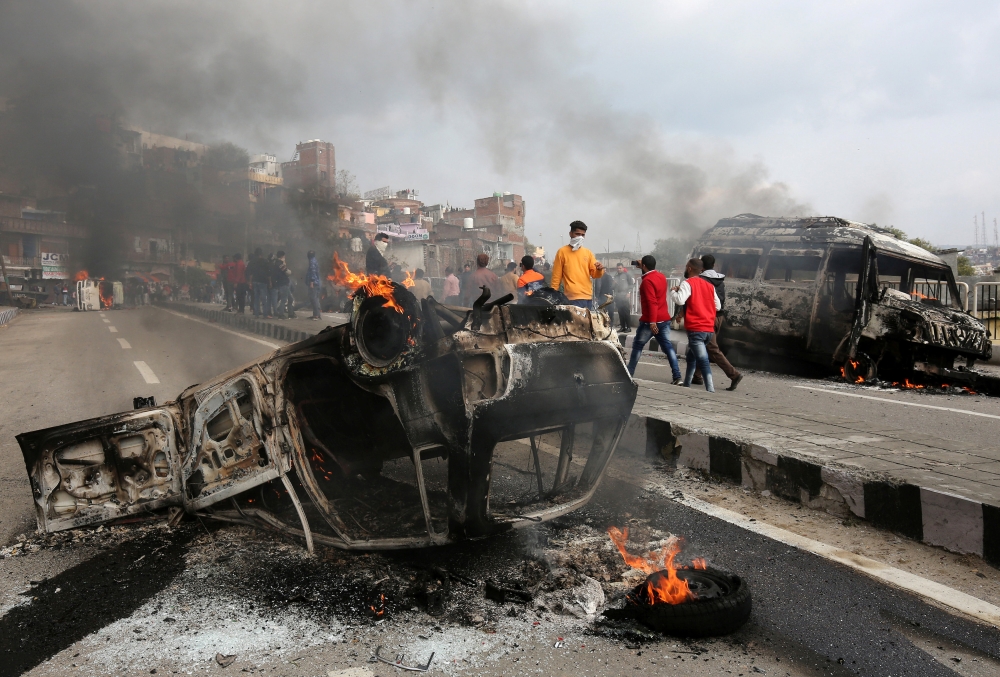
{"left": 18, "top": 285, "right": 637, "bottom": 552}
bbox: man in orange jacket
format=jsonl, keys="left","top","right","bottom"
{"left": 550, "top": 220, "right": 604, "bottom": 309}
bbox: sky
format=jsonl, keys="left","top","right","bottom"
{"left": 1, "top": 1, "right": 998, "bottom": 256}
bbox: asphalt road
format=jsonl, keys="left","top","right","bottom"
{"left": 1, "top": 306, "right": 999, "bottom": 676}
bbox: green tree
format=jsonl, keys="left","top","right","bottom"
{"left": 203, "top": 142, "right": 250, "bottom": 171}
{"left": 907, "top": 237, "right": 934, "bottom": 251}
{"left": 651, "top": 237, "right": 697, "bottom": 273}
{"left": 523, "top": 236, "right": 537, "bottom": 257}
{"left": 957, "top": 256, "right": 975, "bottom": 276}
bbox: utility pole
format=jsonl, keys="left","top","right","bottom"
{"left": 984, "top": 211, "right": 988, "bottom": 248}
{"left": 974, "top": 214, "right": 979, "bottom": 247}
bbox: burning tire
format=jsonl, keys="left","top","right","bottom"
{"left": 606, "top": 567, "right": 752, "bottom": 637}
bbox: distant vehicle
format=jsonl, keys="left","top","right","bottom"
{"left": 75, "top": 279, "right": 123, "bottom": 311}
{"left": 693, "top": 214, "right": 991, "bottom": 383}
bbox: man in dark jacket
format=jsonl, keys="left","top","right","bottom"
{"left": 246, "top": 248, "right": 271, "bottom": 317}
{"left": 270, "top": 251, "right": 292, "bottom": 319}
{"left": 612, "top": 263, "right": 633, "bottom": 332}
{"left": 693, "top": 254, "right": 743, "bottom": 391}
{"left": 366, "top": 233, "right": 391, "bottom": 276}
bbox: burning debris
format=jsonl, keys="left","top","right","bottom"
{"left": 17, "top": 257, "right": 637, "bottom": 552}
{"left": 603, "top": 526, "right": 752, "bottom": 637}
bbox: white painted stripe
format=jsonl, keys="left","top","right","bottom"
{"left": 133, "top": 361, "right": 160, "bottom": 384}
{"left": 519, "top": 439, "right": 1000, "bottom": 628}
{"left": 102, "top": 319, "right": 110, "bottom": 323}
{"left": 109, "top": 326, "right": 118, "bottom": 333}
{"left": 154, "top": 306, "right": 281, "bottom": 349}
{"left": 793, "top": 385, "right": 1000, "bottom": 421}
{"left": 98, "top": 312, "right": 106, "bottom": 317}
{"left": 117, "top": 338, "right": 131, "bottom": 349}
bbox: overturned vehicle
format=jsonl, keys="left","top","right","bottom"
{"left": 695, "top": 214, "right": 991, "bottom": 383}
{"left": 18, "top": 281, "right": 637, "bottom": 551}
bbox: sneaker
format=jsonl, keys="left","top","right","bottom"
{"left": 671, "top": 378, "right": 683, "bottom": 385}
{"left": 726, "top": 373, "right": 744, "bottom": 391}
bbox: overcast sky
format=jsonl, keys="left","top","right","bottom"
{"left": 3, "top": 1, "right": 998, "bottom": 255}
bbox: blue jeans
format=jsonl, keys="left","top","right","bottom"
{"left": 684, "top": 331, "right": 715, "bottom": 392}
{"left": 309, "top": 284, "right": 322, "bottom": 318}
{"left": 568, "top": 298, "right": 592, "bottom": 309}
{"left": 271, "top": 285, "right": 290, "bottom": 317}
{"left": 253, "top": 282, "right": 269, "bottom": 316}
{"left": 627, "top": 321, "right": 681, "bottom": 379}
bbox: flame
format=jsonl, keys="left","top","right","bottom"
{"left": 73, "top": 270, "right": 88, "bottom": 282}
{"left": 692, "top": 557, "right": 708, "bottom": 570}
{"left": 327, "top": 252, "right": 405, "bottom": 313}
{"left": 369, "top": 593, "right": 386, "bottom": 618}
{"left": 607, "top": 526, "right": 696, "bottom": 605}
{"left": 841, "top": 359, "right": 864, "bottom": 384}
{"left": 401, "top": 270, "right": 415, "bottom": 288}
{"left": 310, "top": 449, "right": 335, "bottom": 482}
{"left": 910, "top": 290, "right": 938, "bottom": 302}
{"left": 98, "top": 281, "right": 113, "bottom": 309}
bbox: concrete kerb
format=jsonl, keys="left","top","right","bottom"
{"left": 616, "top": 412, "right": 1000, "bottom": 567}
{"left": 158, "top": 301, "right": 318, "bottom": 345}
{"left": 0, "top": 306, "right": 19, "bottom": 327}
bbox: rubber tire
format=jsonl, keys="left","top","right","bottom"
{"left": 620, "top": 568, "right": 752, "bottom": 637}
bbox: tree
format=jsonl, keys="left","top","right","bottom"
{"left": 651, "top": 237, "right": 697, "bottom": 273}
{"left": 336, "top": 169, "right": 360, "bottom": 199}
{"left": 203, "top": 142, "right": 250, "bottom": 171}
{"left": 523, "top": 236, "right": 537, "bottom": 257}
{"left": 907, "top": 237, "right": 934, "bottom": 251}
{"left": 957, "top": 256, "right": 975, "bottom": 277}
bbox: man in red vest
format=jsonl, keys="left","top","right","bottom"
{"left": 626, "top": 254, "right": 681, "bottom": 383}
{"left": 670, "top": 258, "right": 722, "bottom": 392}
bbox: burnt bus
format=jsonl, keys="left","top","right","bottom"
{"left": 693, "top": 214, "right": 991, "bottom": 383}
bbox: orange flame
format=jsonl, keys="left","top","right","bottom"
{"left": 608, "top": 526, "right": 696, "bottom": 605}
{"left": 401, "top": 270, "right": 415, "bottom": 288}
{"left": 327, "top": 252, "right": 405, "bottom": 313}
{"left": 73, "top": 270, "right": 88, "bottom": 282}
{"left": 370, "top": 593, "right": 386, "bottom": 618}
{"left": 911, "top": 290, "right": 938, "bottom": 302}
{"left": 98, "top": 281, "right": 113, "bottom": 309}
{"left": 841, "top": 359, "right": 864, "bottom": 384}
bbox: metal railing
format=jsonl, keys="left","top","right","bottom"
{"left": 1, "top": 255, "right": 41, "bottom": 268}
{"left": 625, "top": 276, "right": 682, "bottom": 317}
{"left": 973, "top": 282, "right": 1000, "bottom": 339}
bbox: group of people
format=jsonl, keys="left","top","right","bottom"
{"left": 217, "top": 249, "right": 324, "bottom": 321}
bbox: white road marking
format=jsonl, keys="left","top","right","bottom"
{"left": 102, "top": 319, "right": 110, "bottom": 323}
{"left": 117, "top": 338, "right": 131, "bottom": 349}
{"left": 793, "top": 385, "right": 1000, "bottom": 421}
{"left": 153, "top": 306, "right": 281, "bottom": 349}
{"left": 98, "top": 312, "right": 106, "bottom": 317}
{"left": 109, "top": 326, "right": 118, "bottom": 333}
{"left": 518, "top": 438, "right": 1000, "bottom": 628}
{"left": 133, "top": 361, "right": 160, "bottom": 384}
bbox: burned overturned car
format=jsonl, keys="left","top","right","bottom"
{"left": 17, "top": 277, "right": 636, "bottom": 551}
{"left": 695, "top": 214, "right": 991, "bottom": 383}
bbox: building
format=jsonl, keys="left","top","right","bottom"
{"left": 281, "top": 140, "right": 336, "bottom": 195}
{"left": 0, "top": 193, "right": 88, "bottom": 282}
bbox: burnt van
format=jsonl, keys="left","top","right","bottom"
{"left": 693, "top": 214, "right": 991, "bottom": 383}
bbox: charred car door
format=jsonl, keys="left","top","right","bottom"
{"left": 842, "top": 235, "right": 879, "bottom": 362}
{"left": 17, "top": 407, "right": 184, "bottom": 533}
{"left": 748, "top": 247, "right": 822, "bottom": 345}
{"left": 183, "top": 371, "right": 284, "bottom": 510}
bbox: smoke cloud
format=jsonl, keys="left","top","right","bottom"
{"left": 0, "top": 1, "right": 810, "bottom": 257}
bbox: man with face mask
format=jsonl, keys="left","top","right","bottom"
{"left": 366, "top": 233, "right": 391, "bottom": 276}
{"left": 550, "top": 220, "right": 604, "bottom": 309}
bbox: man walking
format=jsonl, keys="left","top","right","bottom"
{"left": 613, "top": 263, "right": 633, "bottom": 332}
{"left": 442, "top": 267, "right": 460, "bottom": 304}
{"left": 692, "top": 254, "right": 743, "bottom": 391}
{"left": 626, "top": 255, "right": 682, "bottom": 383}
{"left": 306, "top": 250, "right": 322, "bottom": 320}
{"left": 550, "top": 220, "right": 604, "bottom": 309}
{"left": 367, "top": 233, "right": 391, "bottom": 276}
{"left": 232, "top": 253, "right": 248, "bottom": 314}
{"left": 670, "top": 258, "right": 721, "bottom": 392}
{"left": 270, "top": 251, "right": 291, "bottom": 319}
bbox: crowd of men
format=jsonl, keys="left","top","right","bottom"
{"left": 216, "top": 249, "right": 325, "bottom": 321}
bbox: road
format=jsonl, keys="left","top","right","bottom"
{"left": 1, "top": 305, "right": 999, "bottom": 676}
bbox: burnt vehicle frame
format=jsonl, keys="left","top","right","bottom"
{"left": 694, "top": 214, "right": 991, "bottom": 382}
{"left": 18, "top": 285, "right": 637, "bottom": 552}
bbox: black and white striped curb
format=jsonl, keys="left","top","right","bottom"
{"left": 616, "top": 414, "right": 1000, "bottom": 567}
{"left": 158, "top": 302, "right": 318, "bottom": 344}
{"left": 0, "top": 306, "right": 18, "bottom": 327}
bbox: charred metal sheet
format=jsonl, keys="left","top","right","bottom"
{"left": 18, "top": 280, "right": 637, "bottom": 552}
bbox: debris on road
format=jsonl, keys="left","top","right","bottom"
{"left": 373, "top": 645, "right": 435, "bottom": 672}
{"left": 214, "top": 653, "right": 236, "bottom": 667}
{"left": 17, "top": 263, "right": 637, "bottom": 552}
